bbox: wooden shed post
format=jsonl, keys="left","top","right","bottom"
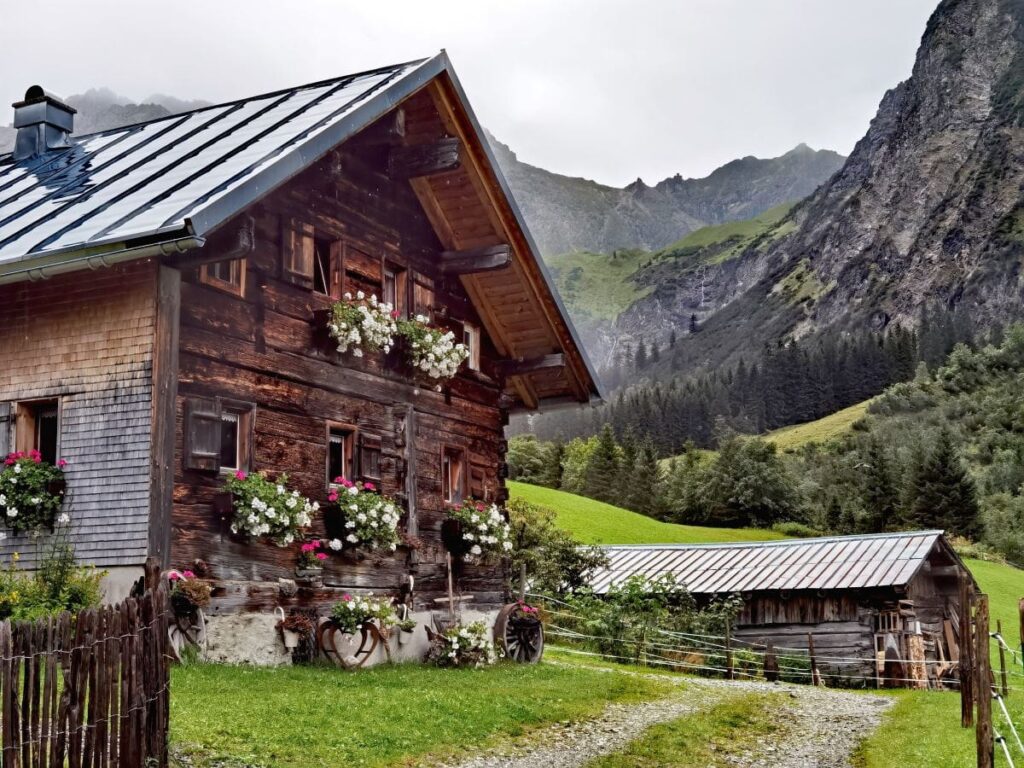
{"left": 961, "top": 575, "right": 975, "bottom": 728}
{"left": 975, "top": 594, "right": 993, "bottom": 768}
{"left": 763, "top": 643, "right": 779, "bottom": 683}
{"left": 725, "top": 618, "right": 734, "bottom": 680}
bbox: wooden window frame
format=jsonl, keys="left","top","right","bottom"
{"left": 326, "top": 422, "right": 358, "bottom": 488}
{"left": 469, "top": 461, "right": 491, "bottom": 501}
{"left": 12, "top": 398, "right": 61, "bottom": 464}
{"left": 461, "top": 321, "right": 481, "bottom": 371}
{"left": 441, "top": 445, "right": 466, "bottom": 505}
{"left": 199, "top": 258, "right": 246, "bottom": 297}
{"left": 184, "top": 396, "right": 255, "bottom": 474}
{"left": 383, "top": 264, "right": 408, "bottom": 318}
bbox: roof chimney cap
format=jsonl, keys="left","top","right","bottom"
{"left": 11, "top": 85, "right": 76, "bottom": 161}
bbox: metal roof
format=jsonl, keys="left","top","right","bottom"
{"left": 589, "top": 531, "right": 949, "bottom": 595}
{"left": 0, "top": 58, "right": 430, "bottom": 268}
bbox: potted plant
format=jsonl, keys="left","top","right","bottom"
{"left": 443, "top": 499, "right": 513, "bottom": 563}
{"left": 295, "top": 539, "right": 328, "bottom": 586}
{"left": 276, "top": 610, "right": 316, "bottom": 650}
{"left": 0, "top": 451, "right": 68, "bottom": 533}
{"left": 395, "top": 604, "right": 417, "bottom": 646}
{"left": 327, "top": 291, "right": 399, "bottom": 357}
{"left": 329, "top": 593, "right": 397, "bottom": 636}
{"left": 325, "top": 479, "right": 402, "bottom": 552}
{"left": 426, "top": 621, "right": 497, "bottom": 668}
{"left": 396, "top": 315, "right": 469, "bottom": 382}
{"left": 224, "top": 470, "right": 318, "bottom": 547}
{"left": 168, "top": 569, "right": 212, "bottom": 618}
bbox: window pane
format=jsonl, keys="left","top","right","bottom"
{"left": 210, "top": 260, "right": 234, "bottom": 283}
{"left": 35, "top": 405, "right": 58, "bottom": 465}
{"left": 384, "top": 271, "right": 397, "bottom": 308}
{"left": 220, "top": 412, "right": 239, "bottom": 470}
{"left": 328, "top": 431, "right": 348, "bottom": 483}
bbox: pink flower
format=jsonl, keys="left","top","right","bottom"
{"left": 57, "top": 459, "right": 68, "bottom": 469}
{"left": 301, "top": 543, "right": 316, "bottom": 553}
{"left": 475, "top": 503, "right": 485, "bottom": 512}
{"left": 328, "top": 492, "right": 339, "bottom": 503}
{"left": 315, "top": 552, "right": 328, "bottom": 561}
{"left": 363, "top": 482, "right": 376, "bottom": 492}
{"left": 182, "top": 570, "right": 195, "bottom": 579}
{"left": 234, "top": 470, "right": 247, "bottom": 481}
{"left": 28, "top": 450, "right": 41, "bottom": 463}
{"left": 168, "top": 572, "right": 182, "bottom": 582}
{"left": 391, "top": 310, "right": 400, "bottom": 319}
{"left": 342, "top": 594, "right": 352, "bottom": 602}
{"left": 341, "top": 479, "right": 354, "bottom": 488}
{"left": 333, "top": 476, "right": 344, "bottom": 485}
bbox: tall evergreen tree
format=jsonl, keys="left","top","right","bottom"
{"left": 859, "top": 437, "right": 898, "bottom": 532}
{"left": 583, "top": 425, "right": 620, "bottom": 504}
{"left": 908, "top": 429, "right": 980, "bottom": 537}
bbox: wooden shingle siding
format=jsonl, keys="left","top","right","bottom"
{"left": 0, "top": 262, "right": 158, "bottom": 567}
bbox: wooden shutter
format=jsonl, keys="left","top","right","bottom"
{"left": 358, "top": 434, "right": 382, "bottom": 482}
{"left": 184, "top": 397, "right": 222, "bottom": 472}
{"left": 282, "top": 219, "right": 315, "bottom": 284}
{"left": 469, "top": 462, "right": 488, "bottom": 500}
{"left": 0, "top": 403, "right": 11, "bottom": 458}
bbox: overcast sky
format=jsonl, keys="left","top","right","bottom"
{"left": 2, "top": 0, "right": 937, "bottom": 187}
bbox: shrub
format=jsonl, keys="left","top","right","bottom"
{"left": 329, "top": 594, "right": 396, "bottom": 634}
{"left": 772, "top": 521, "right": 821, "bottom": 538}
{"left": 0, "top": 544, "right": 103, "bottom": 621}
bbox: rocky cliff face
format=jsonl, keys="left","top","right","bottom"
{"left": 488, "top": 134, "right": 844, "bottom": 256}
{"left": 618, "top": 0, "right": 1024, "bottom": 373}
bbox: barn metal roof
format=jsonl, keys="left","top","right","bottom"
{"left": 589, "top": 531, "right": 949, "bottom": 595}
{"left": 0, "top": 59, "right": 428, "bottom": 268}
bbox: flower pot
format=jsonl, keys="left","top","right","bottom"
{"left": 282, "top": 629, "right": 301, "bottom": 649}
{"left": 212, "top": 491, "right": 234, "bottom": 518}
{"left": 46, "top": 478, "right": 67, "bottom": 498}
{"left": 441, "top": 518, "right": 469, "bottom": 557}
{"left": 398, "top": 628, "right": 415, "bottom": 646}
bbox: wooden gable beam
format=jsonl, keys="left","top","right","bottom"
{"left": 498, "top": 353, "right": 565, "bottom": 378}
{"left": 388, "top": 137, "right": 461, "bottom": 180}
{"left": 440, "top": 244, "right": 511, "bottom": 275}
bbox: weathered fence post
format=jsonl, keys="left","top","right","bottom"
{"left": 764, "top": 643, "right": 779, "bottom": 683}
{"left": 997, "top": 619, "right": 1008, "bottom": 698}
{"left": 519, "top": 563, "right": 527, "bottom": 603}
{"left": 1018, "top": 598, "right": 1024, "bottom": 677}
{"left": 975, "top": 594, "right": 993, "bottom": 768}
{"left": 808, "top": 633, "right": 821, "bottom": 686}
{"left": 961, "top": 575, "right": 975, "bottom": 728}
{"left": 725, "top": 619, "right": 734, "bottom": 680}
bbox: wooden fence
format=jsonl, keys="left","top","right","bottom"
{"left": 0, "top": 570, "right": 170, "bottom": 768}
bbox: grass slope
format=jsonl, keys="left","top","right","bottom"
{"left": 546, "top": 248, "right": 654, "bottom": 322}
{"left": 509, "top": 481, "right": 784, "bottom": 545}
{"left": 764, "top": 399, "right": 873, "bottom": 452}
{"left": 172, "top": 662, "right": 669, "bottom": 767}
{"left": 658, "top": 202, "right": 795, "bottom": 266}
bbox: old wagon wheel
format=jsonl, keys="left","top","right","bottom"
{"left": 318, "top": 620, "right": 392, "bottom": 668}
{"left": 168, "top": 608, "right": 207, "bottom": 661}
{"left": 494, "top": 603, "right": 544, "bottom": 663}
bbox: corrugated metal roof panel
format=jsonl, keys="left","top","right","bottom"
{"left": 589, "top": 531, "right": 947, "bottom": 595}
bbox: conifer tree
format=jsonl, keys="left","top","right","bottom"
{"left": 539, "top": 440, "right": 565, "bottom": 489}
{"left": 859, "top": 437, "right": 898, "bottom": 532}
{"left": 908, "top": 429, "right": 980, "bottom": 538}
{"left": 584, "top": 425, "right": 620, "bottom": 504}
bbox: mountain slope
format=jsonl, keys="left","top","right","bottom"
{"left": 648, "top": 0, "right": 1024, "bottom": 370}
{"left": 489, "top": 134, "right": 844, "bottom": 257}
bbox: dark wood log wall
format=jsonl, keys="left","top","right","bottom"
{"left": 170, "top": 145, "right": 510, "bottom": 610}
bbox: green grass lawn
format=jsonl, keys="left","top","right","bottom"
{"left": 172, "top": 661, "right": 670, "bottom": 767}
{"left": 509, "top": 481, "right": 784, "bottom": 545}
{"left": 764, "top": 399, "right": 873, "bottom": 452}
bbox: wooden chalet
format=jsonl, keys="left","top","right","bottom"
{"left": 590, "top": 531, "right": 976, "bottom": 687}
{"left": 0, "top": 55, "right": 601, "bottom": 629}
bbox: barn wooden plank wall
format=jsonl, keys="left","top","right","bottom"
{"left": 0, "top": 582, "right": 169, "bottom": 767}
{"left": 172, "top": 104, "right": 514, "bottom": 608}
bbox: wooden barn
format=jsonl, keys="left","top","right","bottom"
{"left": 0, "top": 54, "right": 600, "bottom": 660}
{"left": 590, "top": 531, "right": 976, "bottom": 687}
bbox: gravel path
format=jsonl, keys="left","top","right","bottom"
{"left": 439, "top": 674, "right": 893, "bottom": 768}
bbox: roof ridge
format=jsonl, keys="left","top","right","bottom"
{"left": 1, "top": 57, "right": 432, "bottom": 154}
{"left": 601, "top": 530, "right": 945, "bottom": 551}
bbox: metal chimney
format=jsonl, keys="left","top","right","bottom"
{"left": 11, "top": 85, "right": 76, "bottom": 161}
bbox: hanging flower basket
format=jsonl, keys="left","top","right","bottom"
{"left": 0, "top": 452, "right": 68, "bottom": 533}
{"left": 223, "top": 471, "right": 318, "bottom": 547}
{"left": 443, "top": 499, "right": 512, "bottom": 562}
{"left": 396, "top": 316, "right": 469, "bottom": 382}
{"left": 168, "top": 570, "right": 212, "bottom": 618}
{"left": 327, "top": 292, "right": 398, "bottom": 357}
{"left": 325, "top": 480, "right": 401, "bottom": 553}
